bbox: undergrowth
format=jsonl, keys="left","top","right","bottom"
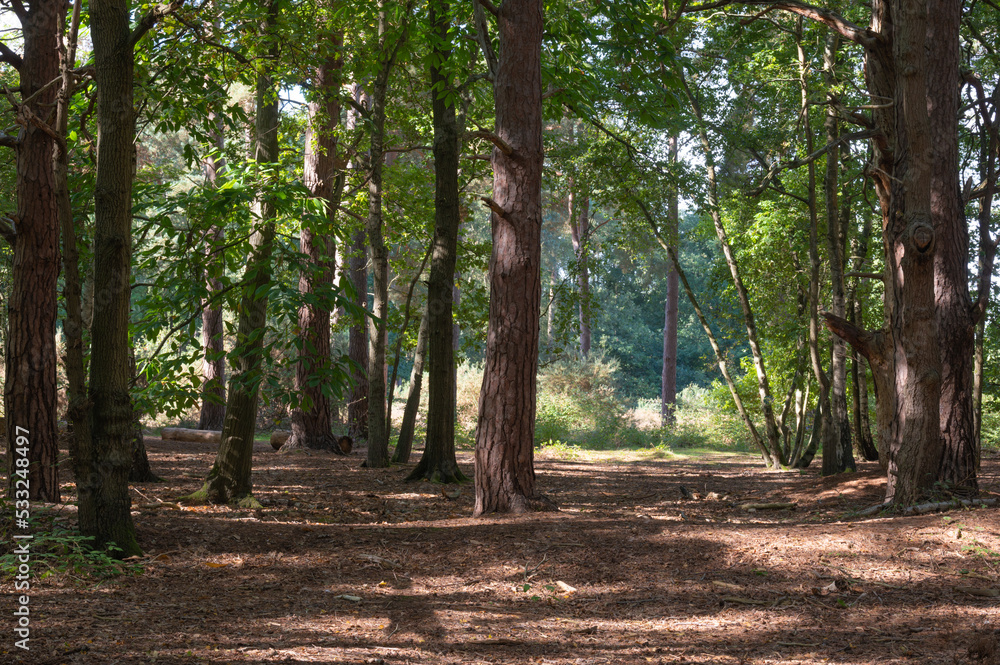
{"left": 0, "top": 499, "right": 143, "bottom": 583}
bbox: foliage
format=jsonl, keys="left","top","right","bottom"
{"left": 0, "top": 501, "right": 143, "bottom": 581}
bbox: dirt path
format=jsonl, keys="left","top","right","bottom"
{"left": 4, "top": 439, "right": 1000, "bottom": 664}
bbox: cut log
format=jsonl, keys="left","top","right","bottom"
{"left": 270, "top": 430, "right": 291, "bottom": 450}
{"left": 160, "top": 427, "right": 221, "bottom": 443}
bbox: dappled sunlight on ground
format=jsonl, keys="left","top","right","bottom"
{"left": 2, "top": 437, "right": 999, "bottom": 664}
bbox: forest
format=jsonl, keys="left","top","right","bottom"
{"left": 1, "top": 0, "right": 999, "bottom": 663}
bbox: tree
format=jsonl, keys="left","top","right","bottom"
{"left": 363, "top": 0, "right": 414, "bottom": 469}
{"left": 2, "top": 0, "right": 65, "bottom": 502}
{"left": 407, "top": 0, "right": 467, "bottom": 484}
{"left": 661, "top": 134, "right": 679, "bottom": 425}
{"left": 198, "top": 100, "right": 227, "bottom": 431}
{"left": 473, "top": 0, "right": 554, "bottom": 515}
{"left": 750, "top": 0, "right": 988, "bottom": 501}
{"left": 393, "top": 310, "right": 428, "bottom": 463}
{"left": 189, "top": 0, "right": 280, "bottom": 506}
{"left": 285, "top": 23, "right": 346, "bottom": 453}
{"left": 76, "top": 0, "right": 162, "bottom": 555}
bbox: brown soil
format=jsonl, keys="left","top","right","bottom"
{"left": 4, "top": 439, "right": 1000, "bottom": 665}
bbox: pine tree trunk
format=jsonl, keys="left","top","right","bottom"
{"left": 409, "top": 0, "right": 466, "bottom": 483}
{"left": 191, "top": 1, "right": 279, "bottom": 506}
{"left": 394, "top": 311, "right": 428, "bottom": 464}
{"left": 473, "top": 0, "right": 553, "bottom": 515}
{"left": 929, "top": 0, "right": 976, "bottom": 494}
{"left": 81, "top": 0, "right": 140, "bottom": 554}
{"left": 286, "top": 33, "right": 344, "bottom": 453}
{"left": 5, "top": 0, "right": 64, "bottom": 502}
{"left": 661, "top": 134, "right": 679, "bottom": 426}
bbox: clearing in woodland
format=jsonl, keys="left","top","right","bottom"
{"left": 3, "top": 438, "right": 999, "bottom": 665}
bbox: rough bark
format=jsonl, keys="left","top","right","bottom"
{"left": 473, "top": 0, "right": 554, "bottom": 515}
{"left": 409, "top": 0, "right": 467, "bottom": 483}
{"left": 928, "top": 0, "right": 976, "bottom": 494}
{"left": 661, "top": 134, "right": 679, "bottom": 426}
{"left": 80, "top": 0, "right": 141, "bottom": 554}
{"left": 393, "top": 311, "right": 428, "bottom": 464}
{"left": 5, "top": 0, "right": 64, "bottom": 502}
{"left": 188, "top": 1, "right": 279, "bottom": 507}
{"left": 286, "top": 32, "right": 345, "bottom": 454}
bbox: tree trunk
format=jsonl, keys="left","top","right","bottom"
{"left": 57, "top": 0, "right": 89, "bottom": 494}
{"left": 363, "top": 0, "right": 411, "bottom": 469}
{"left": 846, "top": 190, "right": 878, "bottom": 462}
{"left": 189, "top": 1, "right": 279, "bottom": 506}
{"left": 4, "top": 0, "right": 64, "bottom": 502}
{"left": 286, "top": 31, "right": 345, "bottom": 453}
{"left": 129, "top": 348, "right": 159, "bottom": 481}
{"left": 929, "top": 0, "right": 977, "bottom": 494}
{"left": 347, "top": 228, "right": 370, "bottom": 440}
{"left": 568, "top": 189, "right": 591, "bottom": 357}
{"left": 473, "top": 0, "right": 553, "bottom": 515}
{"left": 198, "top": 114, "right": 227, "bottom": 431}
{"left": 394, "top": 311, "right": 428, "bottom": 464}
{"left": 826, "top": 0, "right": 946, "bottom": 504}
{"left": 661, "top": 134, "right": 679, "bottom": 426}
{"left": 822, "top": 32, "right": 855, "bottom": 474}
{"left": 80, "top": 0, "right": 140, "bottom": 554}
{"left": 409, "top": 0, "right": 467, "bottom": 483}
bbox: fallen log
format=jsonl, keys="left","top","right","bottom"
{"left": 270, "top": 430, "right": 291, "bottom": 450}
{"left": 856, "top": 497, "right": 998, "bottom": 517}
{"left": 160, "top": 427, "right": 221, "bottom": 444}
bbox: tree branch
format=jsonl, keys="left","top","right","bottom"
{"left": 0, "top": 41, "right": 22, "bottom": 70}
{"left": 477, "top": 0, "right": 500, "bottom": 15}
{"left": 0, "top": 132, "right": 19, "bottom": 148}
{"left": 468, "top": 129, "right": 513, "bottom": 155}
{"left": 130, "top": 0, "right": 186, "bottom": 47}
{"left": 747, "top": 129, "right": 878, "bottom": 196}
{"left": 7, "top": 0, "right": 26, "bottom": 21}
{"left": 0, "top": 216, "right": 16, "bottom": 245}
{"left": 172, "top": 14, "right": 251, "bottom": 64}
{"left": 480, "top": 196, "right": 506, "bottom": 217}
{"left": 472, "top": 0, "right": 499, "bottom": 80}
{"left": 684, "top": 1, "right": 878, "bottom": 49}
{"left": 822, "top": 312, "right": 874, "bottom": 361}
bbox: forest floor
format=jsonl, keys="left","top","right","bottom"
{"left": 3, "top": 436, "right": 1000, "bottom": 665}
